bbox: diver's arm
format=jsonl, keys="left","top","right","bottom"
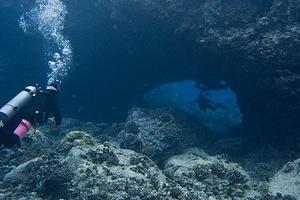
{"left": 46, "top": 90, "right": 62, "bottom": 126}
{"left": 52, "top": 103, "right": 62, "bottom": 126}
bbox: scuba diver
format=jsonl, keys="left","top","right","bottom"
{"left": 0, "top": 83, "right": 62, "bottom": 148}
{"left": 195, "top": 81, "right": 228, "bottom": 111}
{"left": 196, "top": 91, "right": 219, "bottom": 111}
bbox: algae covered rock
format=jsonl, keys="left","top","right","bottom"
{"left": 59, "top": 131, "right": 191, "bottom": 199}
{"left": 66, "top": 145, "right": 170, "bottom": 199}
{"left": 164, "top": 148, "right": 258, "bottom": 200}
{"left": 118, "top": 108, "right": 205, "bottom": 164}
{"left": 58, "top": 131, "right": 96, "bottom": 153}
{"left": 269, "top": 159, "right": 300, "bottom": 199}
{"left": 3, "top": 157, "right": 43, "bottom": 185}
{"left": 2, "top": 124, "right": 299, "bottom": 199}
{"left": 0, "top": 131, "right": 187, "bottom": 199}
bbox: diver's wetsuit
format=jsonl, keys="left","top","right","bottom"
{"left": 0, "top": 89, "right": 61, "bottom": 148}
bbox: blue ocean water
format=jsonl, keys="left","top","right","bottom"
{"left": 0, "top": 0, "right": 209, "bottom": 124}
{"left": 144, "top": 80, "right": 243, "bottom": 133}
{"left": 0, "top": 0, "right": 298, "bottom": 138}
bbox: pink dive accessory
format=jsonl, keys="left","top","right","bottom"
{"left": 14, "top": 119, "right": 32, "bottom": 139}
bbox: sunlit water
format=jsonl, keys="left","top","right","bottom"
{"left": 19, "top": 0, "right": 72, "bottom": 85}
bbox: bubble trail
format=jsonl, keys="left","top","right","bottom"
{"left": 19, "top": 0, "right": 72, "bottom": 85}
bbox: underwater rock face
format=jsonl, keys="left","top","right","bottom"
{"left": 114, "top": 0, "right": 300, "bottom": 68}
{"left": 118, "top": 108, "right": 204, "bottom": 164}
{"left": 0, "top": 131, "right": 171, "bottom": 199}
{"left": 0, "top": 116, "right": 299, "bottom": 199}
{"left": 61, "top": 132, "right": 172, "bottom": 199}
{"left": 1, "top": 130, "right": 220, "bottom": 200}
{"left": 269, "top": 159, "right": 300, "bottom": 199}
{"left": 3, "top": 157, "right": 43, "bottom": 184}
{"left": 0, "top": 132, "right": 257, "bottom": 199}
{"left": 164, "top": 148, "right": 258, "bottom": 200}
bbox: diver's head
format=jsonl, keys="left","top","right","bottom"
{"left": 46, "top": 83, "right": 60, "bottom": 93}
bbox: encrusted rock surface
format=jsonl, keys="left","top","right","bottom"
{"left": 118, "top": 108, "right": 209, "bottom": 164}
{"left": 164, "top": 148, "right": 259, "bottom": 200}
{"left": 1, "top": 112, "right": 300, "bottom": 199}
{"left": 0, "top": 131, "right": 258, "bottom": 200}
{"left": 1, "top": 129, "right": 248, "bottom": 200}
{"left": 269, "top": 159, "right": 300, "bottom": 199}
{"left": 107, "top": 0, "right": 300, "bottom": 80}
{"left": 0, "top": 131, "right": 172, "bottom": 199}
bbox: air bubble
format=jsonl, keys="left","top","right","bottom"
{"left": 53, "top": 53, "right": 61, "bottom": 60}
{"left": 19, "top": 0, "right": 72, "bottom": 85}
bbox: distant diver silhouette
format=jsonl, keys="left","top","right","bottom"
{"left": 195, "top": 81, "right": 228, "bottom": 111}
{"left": 196, "top": 91, "right": 219, "bottom": 111}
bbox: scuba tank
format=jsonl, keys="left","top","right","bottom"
{"left": 0, "top": 86, "right": 39, "bottom": 128}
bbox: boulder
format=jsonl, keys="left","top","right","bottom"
{"left": 118, "top": 108, "right": 205, "bottom": 164}
{"left": 0, "top": 131, "right": 188, "bottom": 199}
{"left": 164, "top": 148, "right": 261, "bottom": 200}
{"left": 3, "top": 157, "right": 43, "bottom": 184}
{"left": 269, "top": 159, "right": 300, "bottom": 199}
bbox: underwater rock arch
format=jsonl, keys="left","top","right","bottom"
{"left": 62, "top": 0, "right": 300, "bottom": 138}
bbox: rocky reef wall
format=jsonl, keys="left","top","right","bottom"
{"left": 130, "top": 0, "right": 298, "bottom": 136}
{"left": 1, "top": 110, "right": 299, "bottom": 199}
